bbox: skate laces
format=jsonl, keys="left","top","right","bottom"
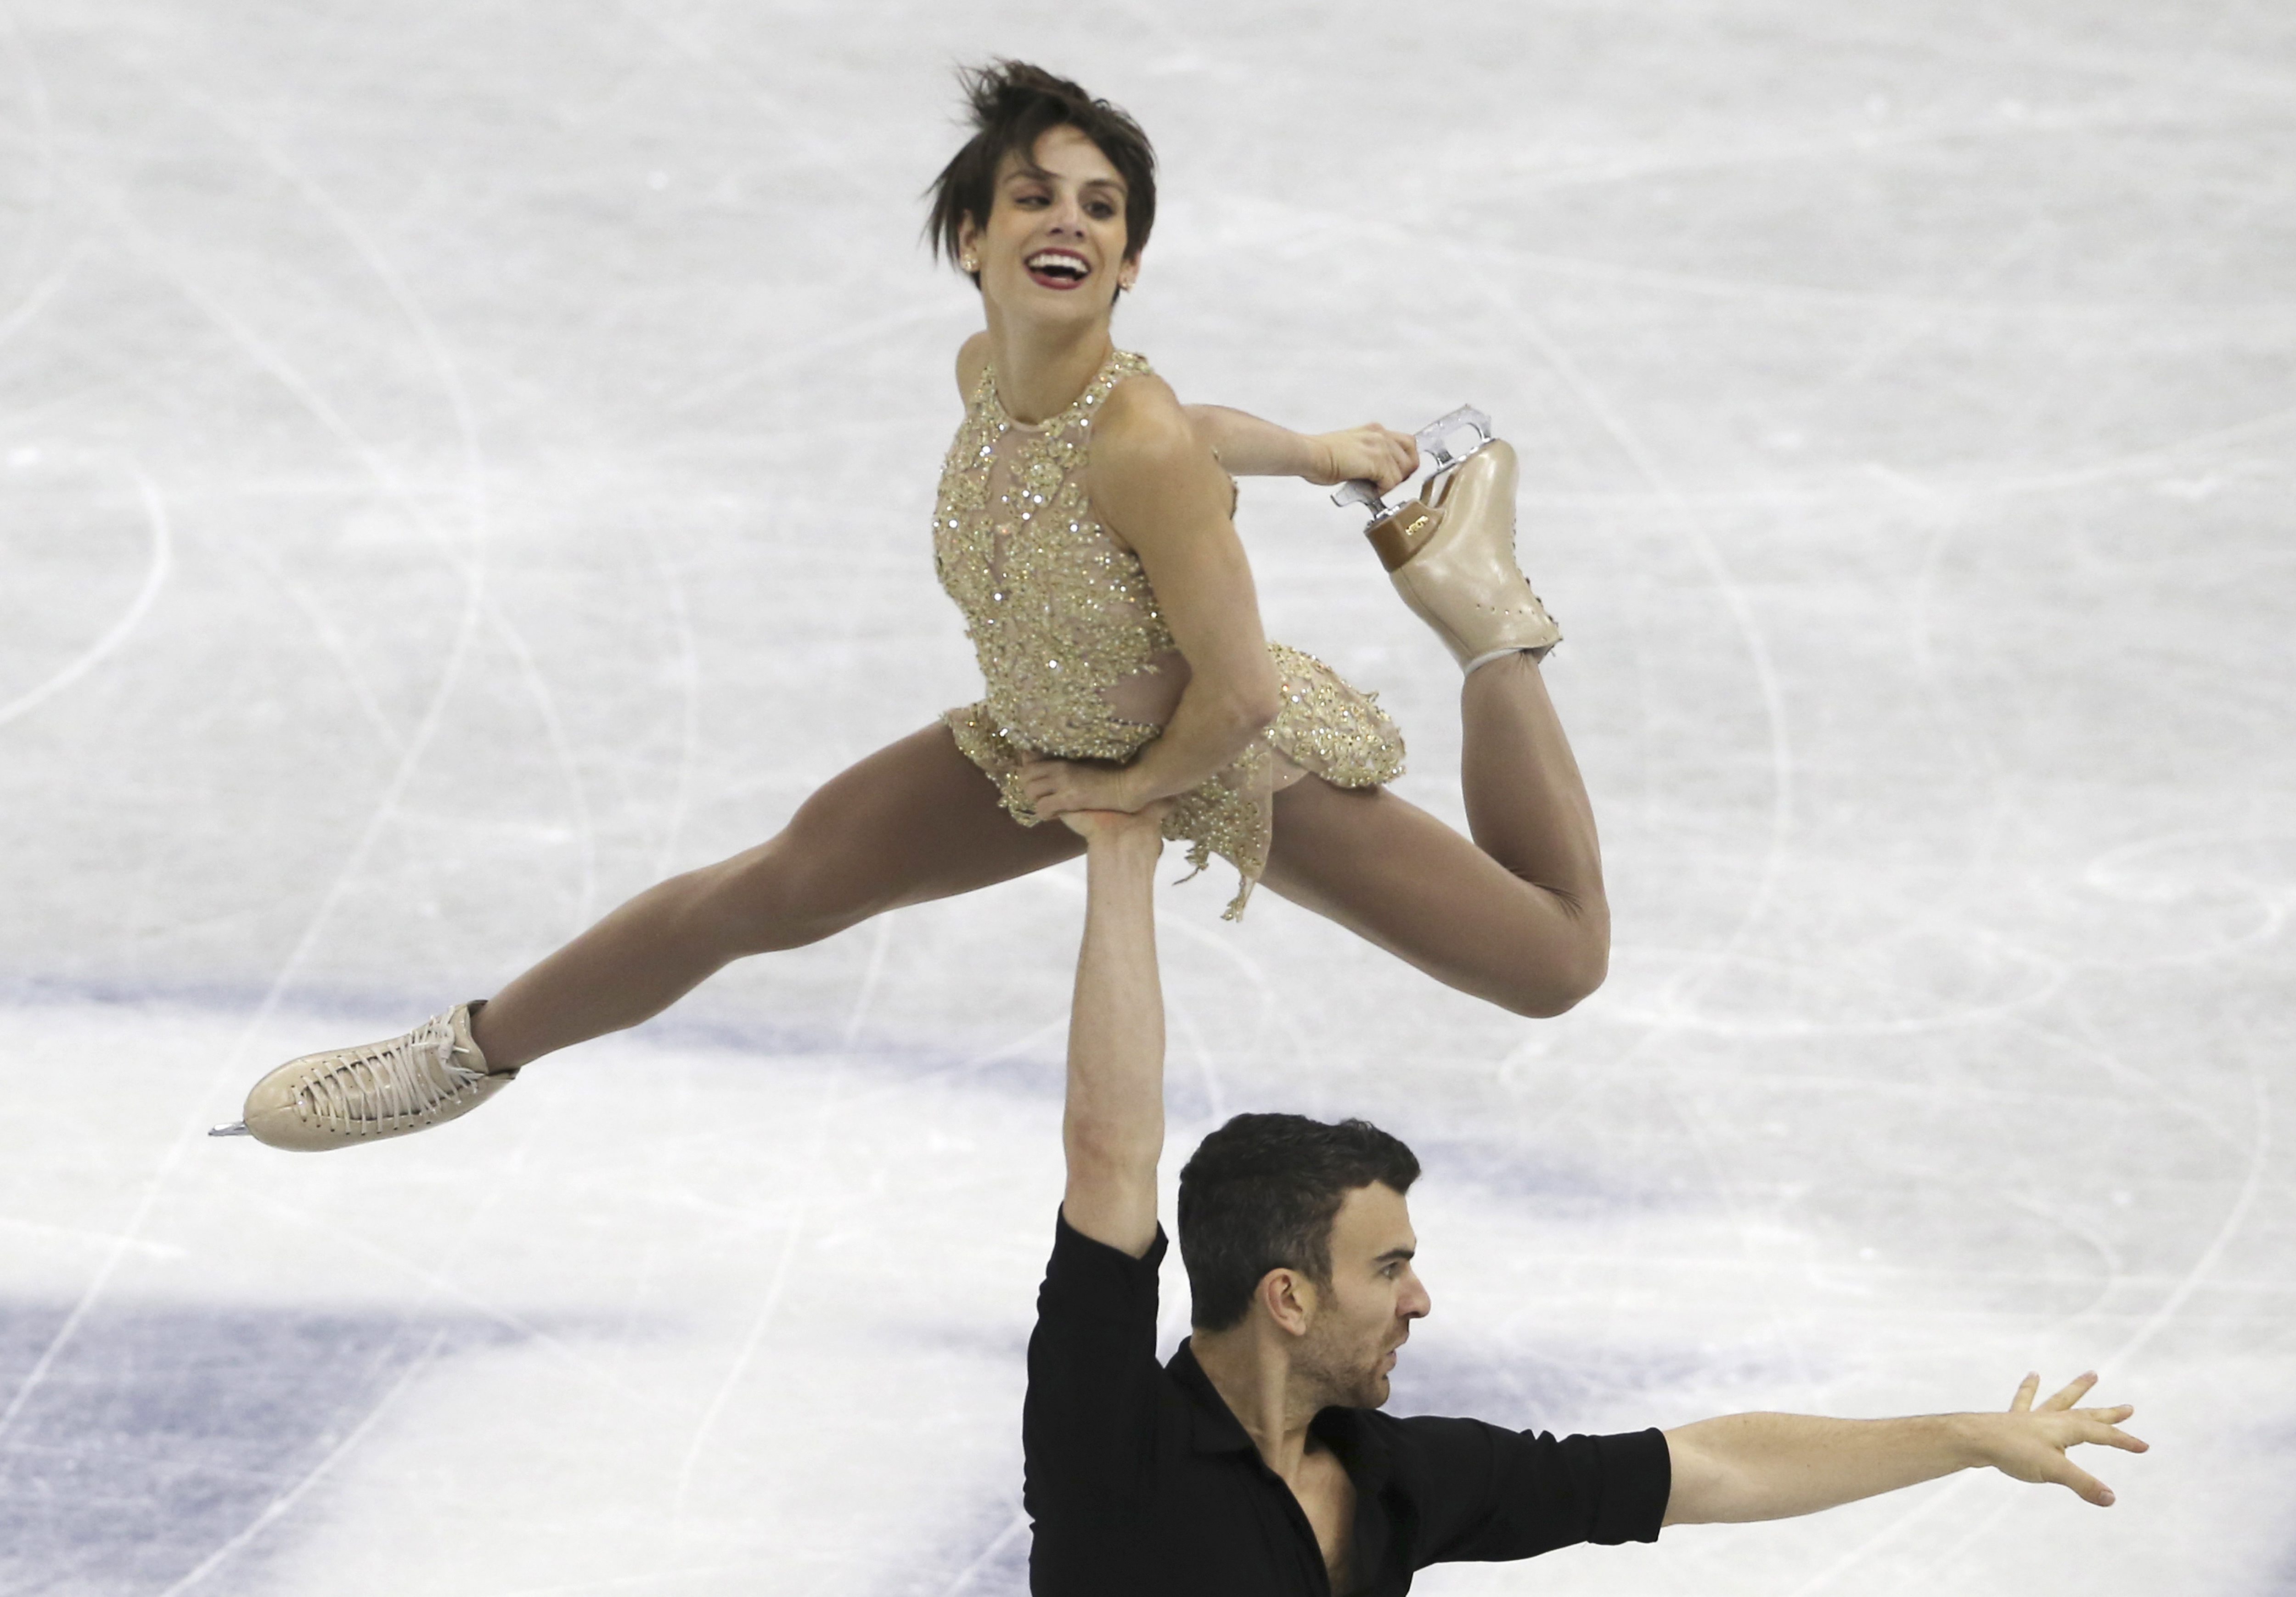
{"left": 295, "top": 1016, "right": 486, "bottom": 1129}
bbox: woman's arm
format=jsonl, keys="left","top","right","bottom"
{"left": 1020, "top": 377, "right": 1281, "bottom": 819}
{"left": 1185, "top": 404, "right": 1419, "bottom": 494}
{"left": 1662, "top": 1373, "right": 2147, "bottom": 1525}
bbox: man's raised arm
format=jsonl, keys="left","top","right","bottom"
{"left": 1053, "top": 807, "right": 1171, "bottom": 1259}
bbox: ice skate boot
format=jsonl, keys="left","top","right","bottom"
{"left": 209, "top": 1003, "right": 513, "bottom": 1152}
{"left": 1332, "top": 406, "right": 1560, "bottom": 672}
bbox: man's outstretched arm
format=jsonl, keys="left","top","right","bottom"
{"left": 1663, "top": 1372, "right": 2149, "bottom": 1525}
{"left": 1055, "top": 808, "right": 1170, "bottom": 1259}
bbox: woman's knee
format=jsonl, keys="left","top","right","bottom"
{"left": 1494, "top": 914, "right": 1609, "bottom": 1018}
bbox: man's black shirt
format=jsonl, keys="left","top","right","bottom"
{"left": 1023, "top": 1212, "right": 1670, "bottom": 1596}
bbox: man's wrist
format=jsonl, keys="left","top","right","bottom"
{"left": 1941, "top": 1412, "right": 1995, "bottom": 1471}
{"left": 1088, "top": 827, "right": 1165, "bottom": 872}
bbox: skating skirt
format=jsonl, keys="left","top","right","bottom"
{"left": 945, "top": 641, "right": 1405, "bottom": 919}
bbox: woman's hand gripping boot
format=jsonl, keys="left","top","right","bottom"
{"left": 1338, "top": 409, "right": 1561, "bottom": 673}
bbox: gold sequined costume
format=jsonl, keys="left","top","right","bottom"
{"left": 935, "top": 349, "right": 1406, "bottom": 917}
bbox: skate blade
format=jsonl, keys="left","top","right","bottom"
{"left": 208, "top": 1120, "right": 252, "bottom": 1137}
{"left": 1414, "top": 405, "right": 1493, "bottom": 471}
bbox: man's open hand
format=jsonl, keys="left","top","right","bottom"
{"left": 1974, "top": 1372, "right": 2148, "bottom": 1506}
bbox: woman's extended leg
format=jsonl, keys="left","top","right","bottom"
{"left": 1260, "top": 651, "right": 1606, "bottom": 1018}
{"left": 471, "top": 724, "right": 1081, "bottom": 1069}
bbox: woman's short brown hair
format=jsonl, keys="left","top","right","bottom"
{"left": 925, "top": 60, "right": 1157, "bottom": 287}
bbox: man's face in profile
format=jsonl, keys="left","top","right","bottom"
{"left": 1297, "top": 1182, "right": 1430, "bottom": 1409}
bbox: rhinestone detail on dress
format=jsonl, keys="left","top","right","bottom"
{"left": 935, "top": 349, "right": 1405, "bottom": 917}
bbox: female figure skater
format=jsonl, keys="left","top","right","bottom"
{"left": 219, "top": 62, "right": 1601, "bottom": 1151}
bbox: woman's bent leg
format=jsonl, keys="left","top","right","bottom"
{"left": 472, "top": 724, "right": 1081, "bottom": 1069}
{"left": 1261, "top": 652, "right": 1607, "bottom": 1017}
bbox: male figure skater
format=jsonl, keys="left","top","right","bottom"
{"left": 1030, "top": 801, "right": 2147, "bottom": 1595}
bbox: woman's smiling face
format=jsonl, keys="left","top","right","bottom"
{"left": 960, "top": 124, "right": 1136, "bottom": 325}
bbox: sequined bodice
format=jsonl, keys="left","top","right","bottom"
{"left": 932, "top": 349, "right": 1175, "bottom": 759}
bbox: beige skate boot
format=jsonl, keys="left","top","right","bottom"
{"left": 210, "top": 1003, "right": 514, "bottom": 1152}
{"left": 1341, "top": 408, "right": 1560, "bottom": 672}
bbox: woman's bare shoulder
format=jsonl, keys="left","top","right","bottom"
{"left": 1091, "top": 370, "right": 1231, "bottom": 542}
{"left": 954, "top": 332, "right": 991, "bottom": 398}
{"left": 1094, "top": 369, "right": 1199, "bottom": 462}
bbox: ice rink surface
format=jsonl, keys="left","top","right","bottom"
{"left": 0, "top": 1, "right": 2290, "bottom": 1592}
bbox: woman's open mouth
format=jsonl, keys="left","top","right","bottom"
{"left": 1025, "top": 249, "right": 1092, "bottom": 290}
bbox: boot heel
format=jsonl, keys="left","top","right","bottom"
{"left": 1364, "top": 499, "right": 1440, "bottom": 572}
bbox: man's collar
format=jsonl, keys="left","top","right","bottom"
{"left": 1165, "top": 1339, "right": 1391, "bottom": 1488}
{"left": 1167, "top": 1338, "right": 1259, "bottom": 1455}
{"left": 1313, "top": 1403, "right": 1387, "bottom": 1489}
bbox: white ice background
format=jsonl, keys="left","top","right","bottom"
{"left": 0, "top": 3, "right": 2291, "bottom": 1594}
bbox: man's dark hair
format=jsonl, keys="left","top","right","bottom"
{"left": 1176, "top": 1113, "right": 1421, "bottom": 1332}
{"left": 924, "top": 60, "right": 1158, "bottom": 287}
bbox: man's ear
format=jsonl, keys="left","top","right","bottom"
{"left": 1259, "top": 1268, "right": 1317, "bottom": 1338}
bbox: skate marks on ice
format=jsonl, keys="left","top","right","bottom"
{"left": 0, "top": 2, "right": 2291, "bottom": 1596}
{"left": 0, "top": 37, "right": 604, "bottom": 1565}
{"left": 0, "top": 1299, "right": 517, "bottom": 1597}
{"left": 0, "top": 457, "right": 172, "bottom": 731}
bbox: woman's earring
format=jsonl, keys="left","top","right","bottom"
{"left": 961, "top": 254, "right": 979, "bottom": 273}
